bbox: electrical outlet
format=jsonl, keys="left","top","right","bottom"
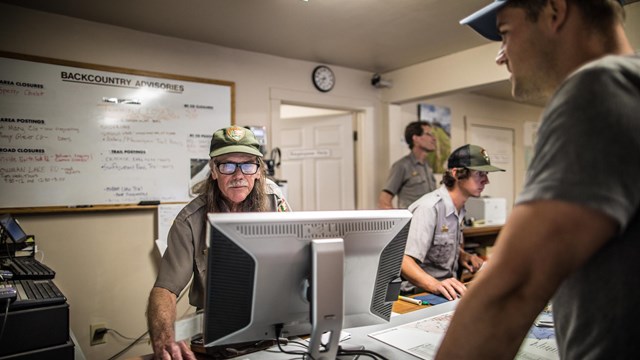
{"left": 90, "top": 322, "right": 107, "bottom": 346}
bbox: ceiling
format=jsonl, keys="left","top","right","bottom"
{"left": 1, "top": 0, "right": 556, "bottom": 105}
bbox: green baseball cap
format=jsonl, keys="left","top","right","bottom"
{"left": 447, "top": 144, "right": 505, "bottom": 172}
{"left": 209, "top": 126, "right": 264, "bottom": 158}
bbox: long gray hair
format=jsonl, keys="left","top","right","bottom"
{"left": 192, "top": 157, "right": 269, "bottom": 213}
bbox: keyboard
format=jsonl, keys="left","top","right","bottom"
{"left": 1, "top": 256, "right": 55, "bottom": 280}
{"left": 2, "top": 279, "right": 66, "bottom": 310}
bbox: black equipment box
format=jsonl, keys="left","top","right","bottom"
{"left": 0, "top": 303, "right": 70, "bottom": 356}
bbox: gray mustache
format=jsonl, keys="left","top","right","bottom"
{"left": 228, "top": 179, "right": 249, "bottom": 187}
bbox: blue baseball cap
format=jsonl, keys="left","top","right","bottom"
{"left": 460, "top": 0, "right": 626, "bottom": 41}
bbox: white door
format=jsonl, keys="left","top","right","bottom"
{"left": 467, "top": 120, "right": 515, "bottom": 216}
{"left": 275, "top": 113, "right": 355, "bottom": 211}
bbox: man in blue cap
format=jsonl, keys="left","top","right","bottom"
{"left": 437, "top": 1, "right": 639, "bottom": 359}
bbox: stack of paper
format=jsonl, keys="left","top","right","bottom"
{"left": 534, "top": 304, "right": 554, "bottom": 328}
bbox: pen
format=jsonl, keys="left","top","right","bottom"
{"left": 67, "top": 205, "right": 93, "bottom": 208}
{"left": 398, "top": 295, "right": 423, "bottom": 305}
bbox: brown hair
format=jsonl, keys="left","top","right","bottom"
{"left": 404, "top": 121, "right": 431, "bottom": 149}
{"left": 442, "top": 167, "right": 472, "bottom": 190}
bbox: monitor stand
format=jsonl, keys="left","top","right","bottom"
{"left": 308, "top": 238, "right": 345, "bottom": 360}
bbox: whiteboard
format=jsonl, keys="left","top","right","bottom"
{"left": 0, "top": 52, "right": 234, "bottom": 209}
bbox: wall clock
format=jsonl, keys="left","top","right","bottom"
{"left": 312, "top": 65, "right": 335, "bottom": 92}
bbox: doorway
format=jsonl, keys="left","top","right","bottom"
{"left": 269, "top": 88, "right": 377, "bottom": 210}
{"left": 466, "top": 116, "right": 516, "bottom": 216}
{"left": 274, "top": 105, "right": 356, "bottom": 211}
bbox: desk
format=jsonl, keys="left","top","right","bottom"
{"left": 463, "top": 224, "right": 502, "bottom": 239}
{"left": 234, "top": 297, "right": 558, "bottom": 360}
{"left": 245, "top": 300, "right": 459, "bottom": 360}
{"left": 463, "top": 225, "right": 502, "bottom": 258}
{"left": 393, "top": 294, "right": 429, "bottom": 314}
{"left": 132, "top": 297, "right": 452, "bottom": 360}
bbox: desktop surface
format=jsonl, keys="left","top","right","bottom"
{"left": 130, "top": 295, "right": 452, "bottom": 360}
{"left": 135, "top": 287, "right": 557, "bottom": 359}
{"left": 240, "top": 300, "right": 459, "bottom": 360}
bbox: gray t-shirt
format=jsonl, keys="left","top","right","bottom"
{"left": 382, "top": 152, "right": 437, "bottom": 208}
{"left": 516, "top": 55, "right": 640, "bottom": 359}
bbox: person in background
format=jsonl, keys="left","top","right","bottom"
{"left": 378, "top": 121, "right": 437, "bottom": 209}
{"left": 401, "top": 144, "right": 504, "bottom": 300}
{"left": 437, "top": 0, "right": 640, "bottom": 359}
{"left": 147, "top": 126, "right": 291, "bottom": 359}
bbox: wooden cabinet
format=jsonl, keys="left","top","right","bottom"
{"left": 463, "top": 225, "right": 502, "bottom": 258}
{"left": 461, "top": 225, "right": 502, "bottom": 281}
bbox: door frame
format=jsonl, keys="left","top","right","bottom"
{"left": 270, "top": 88, "right": 376, "bottom": 210}
{"left": 464, "top": 116, "right": 523, "bottom": 215}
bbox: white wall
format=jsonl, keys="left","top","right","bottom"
{"left": 392, "top": 93, "right": 544, "bottom": 204}
{"left": 626, "top": 2, "right": 640, "bottom": 52}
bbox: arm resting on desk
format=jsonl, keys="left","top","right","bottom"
{"left": 401, "top": 255, "right": 466, "bottom": 300}
{"left": 436, "top": 200, "right": 616, "bottom": 360}
{"left": 147, "top": 287, "right": 196, "bottom": 360}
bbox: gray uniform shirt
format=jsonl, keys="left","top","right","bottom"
{"left": 402, "top": 186, "right": 465, "bottom": 292}
{"left": 153, "top": 179, "right": 290, "bottom": 309}
{"left": 516, "top": 55, "right": 640, "bottom": 359}
{"left": 382, "top": 152, "right": 437, "bottom": 208}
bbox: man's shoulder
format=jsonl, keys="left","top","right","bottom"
{"left": 589, "top": 54, "right": 640, "bottom": 69}
{"left": 408, "top": 188, "right": 444, "bottom": 212}
{"left": 175, "top": 195, "right": 207, "bottom": 222}
{"left": 392, "top": 153, "right": 415, "bottom": 166}
{"left": 264, "top": 178, "right": 291, "bottom": 212}
{"left": 572, "top": 54, "right": 640, "bottom": 83}
{"left": 548, "top": 55, "right": 640, "bottom": 117}
{"left": 265, "top": 178, "right": 283, "bottom": 195}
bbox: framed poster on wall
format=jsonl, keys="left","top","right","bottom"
{"left": 418, "top": 103, "right": 451, "bottom": 173}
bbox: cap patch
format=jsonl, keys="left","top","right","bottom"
{"left": 480, "top": 148, "right": 490, "bottom": 163}
{"left": 226, "top": 126, "right": 246, "bottom": 142}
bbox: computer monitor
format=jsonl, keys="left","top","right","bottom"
{"left": 203, "top": 210, "right": 411, "bottom": 359}
{"left": 0, "top": 214, "right": 28, "bottom": 243}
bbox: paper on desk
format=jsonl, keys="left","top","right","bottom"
{"left": 534, "top": 304, "right": 554, "bottom": 327}
{"left": 369, "top": 311, "right": 453, "bottom": 359}
{"left": 156, "top": 203, "right": 187, "bottom": 257}
{"left": 370, "top": 309, "right": 558, "bottom": 360}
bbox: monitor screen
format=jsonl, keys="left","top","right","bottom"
{"left": 203, "top": 210, "right": 411, "bottom": 357}
{"left": 0, "top": 214, "right": 28, "bottom": 243}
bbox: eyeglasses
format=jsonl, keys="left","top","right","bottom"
{"left": 423, "top": 132, "right": 435, "bottom": 137}
{"left": 215, "top": 162, "right": 260, "bottom": 175}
